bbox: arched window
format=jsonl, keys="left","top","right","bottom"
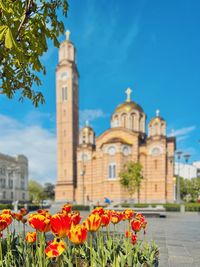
{"left": 122, "top": 114, "right": 127, "bottom": 128}
{"left": 108, "top": 163, "right": 116, "bottom": 179}
{"left": 62, "top": 86, "right": 67, "bottom": 101}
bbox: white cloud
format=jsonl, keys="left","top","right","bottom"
{"left": 168, "top": 126, "right": 196, "bottom": 137}
{"left": 79, "top": 109, "right": 106, "bottom": 126}
{"left": 0, "top": 113, "right": 56, "bottom": 184}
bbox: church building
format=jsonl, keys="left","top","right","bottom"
{"left": 55, "top": 32, "right": 176, "bottom": 204}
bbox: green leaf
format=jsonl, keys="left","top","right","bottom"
{"left": 5, "top": 28, "right": 16, "bottom": 49}
{"left": 0, "top": 25, "right": 8, "bottom": 40}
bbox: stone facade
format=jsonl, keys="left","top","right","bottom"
{"left": 0, "top": 153, "right": 29, "bottom": 202}
{"left": 55, "top": 33, "right": 176, "bottom": 204}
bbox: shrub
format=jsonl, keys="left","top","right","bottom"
{"left": 72, "top": 204, "right": 90, "bottom": 211}
{"left": 163, "top": 203, "right": 180, "bottom": 212}
{"left": 184, "top": 203, "right": 200, "bottom": 212}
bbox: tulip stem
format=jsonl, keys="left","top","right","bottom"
{"left": 90, "top": 233, "right": 93, "bottom": 267}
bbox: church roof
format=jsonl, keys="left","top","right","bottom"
{"left": 114, "top": 88, "right": 143, "bottom": 114}
{"left": 149, "top": 110, "right": 165, "bottom": 124}
{"left": 115, "top": 101, "right": 143, "bottom": 113}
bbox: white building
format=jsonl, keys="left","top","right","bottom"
{"left": 193, "top": 161, "right": 200, "bottom": 177}
{"left": 0, "top": 153, "right": 29, "bottom": 202}
{"left": 175, "top": 162, "right": 198, "bottom": 179}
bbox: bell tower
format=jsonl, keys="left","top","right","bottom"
{"left": 55, "top": 31, "right": 79, "bottom": 202}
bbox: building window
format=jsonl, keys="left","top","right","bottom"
{"left": 62, "top": 86, "right": 67, "bottom": 101}
{"left": 11, "top": 191, "right": 14, "bottom": 200}
{"left": 9, "top": 179, "right": 13, "bottom": 189}
{"left": 108, "top": 163, "right": 116, "bottom": 179}
{"left": 3, "top": 191, "right": 6, "bottom": 199}
{"left": 64, "top": 130, "right": 66, "bottom": 136}
{"left": 64, "top": 150, "right": 66, "bottom": 157}
{"left": 22, "top": 193, "right": 25, "bottom": 200}
{"left": 64, "top": 169, "right": 66, "bottom": 177}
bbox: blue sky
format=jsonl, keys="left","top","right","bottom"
{"left": 0, "top": 0, "right": 200, "bottom": 183}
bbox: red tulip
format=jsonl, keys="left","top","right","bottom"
{"left": 50, "top": 213, "right": 72, "bottom": 238}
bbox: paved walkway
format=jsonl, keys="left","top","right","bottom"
{"left": 145, "top": 212, "right": 200, "bottom": 267}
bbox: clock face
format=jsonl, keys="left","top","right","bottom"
{"left": 60, "top": 72, "right": 68, "bottom": 81}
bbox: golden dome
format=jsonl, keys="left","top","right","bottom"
{"left": 150, "top": 116, "right": 165, "bottom": 124}
{"left": 115, "top": 101, "right": 143, "bottom": 113}
{"left": 82, "top": 126, "right": 93, "bottom": 133}
{"left": 149, "top": 110, "right": 165, "bottom": 124}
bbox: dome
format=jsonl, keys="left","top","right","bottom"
{"left": 82, "top": 126, "right": 93, "bottom": 133}
{"left": 149, "top": 110, "right": 165, "bottom": 124}
{"left": 115, "top": 101, "right": 143, "bottom": 113}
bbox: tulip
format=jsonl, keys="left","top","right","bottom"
{"left": 45, "top": 238, "right": 65, "bottom": 258}
{"left": 28, "top": 214, "right": 50, "bottom": 232}
{"left": 20, "top": 208, "right": 28, "bottom": 216}
{"left": 68, "top": 224, "right": 87, "bottom": 245}
{"left": 62, "top": 204, "right": 72, "bottom": 214}
{"left": 123, "top": 209, "right": 134, "bottom": 221}
{"left": 110, "top": 211, "right": 122, "bottom": 224}
{"left": 12, "top": 212, "right": 23, "bottom": 221}
{"left": 125, "top": 230, "right": 131, "bottom": 238}
{"left": 0, "top": 214, "right": 12, "bottom": 226}
{"left": 101, "top": 213, "right": 110, "bottom": 227}
{"left": 131, "top": 219, "right": 142, "bottom": 233}
{"left": 83, "top": 214, "right": 101, "bottom": 232}
{"left": 25, "top": 232, "right": 36, "bottom": 243}
{"left": 2, "top": 209, "right": 12, "bottom": 215}
{"left": 50, "top": 213, "right": 72, "bottom": 238}
{"left": 69, "top": 211, "right": 82, "bottom": 225}
{"left": 92, "top": 207, "right": 104, "bottom": 216}
{"left": 0, "top": 220, "right": 7, "bottom": 232}
{"left": 131, "top": 233, "right": 137, "bottom": 245}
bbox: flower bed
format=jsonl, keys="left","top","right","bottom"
{"left": 0, "top": 205, "right": 159, "bottom": 266}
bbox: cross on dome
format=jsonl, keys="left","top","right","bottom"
{"left": 156, "top": 109, "right": 160, "bottom": 117}
{"left": 66, "top": 30, "right": 70, "bottom": 41}
{"left": 125, "top": 87, "right": 132, "bottom": 102}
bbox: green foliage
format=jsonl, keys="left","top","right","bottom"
{"left": 0, "top": 203, "right": 12, "bottom": 210}
{"left": 119, "top": 161, "right": 143, "bottom": 202}
{"left": 180, "top": 177, "right": 200, "bottom": 202}
{"left": 43, "top": 182, "right": 55, "bottom": 200}
{"left": 28, "top": 179, "right": 44, "bottom": 202}
{"left": 72, "top": 205, "right": 90, "bottom": 211}
{"left": 0, "top": 0, "right": 68, "bottom": 106}
{"left": 184, "top": 203, "right": 200, "bottom": 212}
{"left": 163, "top": 203, "right": 180, "bottom": 212}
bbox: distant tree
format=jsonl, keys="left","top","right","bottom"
{"left": 119, "top": 161, "right": 143, "bottom": 203}
{"left": 28, "top": 179, "right": 43, "bottom": 202}
{"left": 43, "top": 182, "right": 55, "bottom": 200}
{"left": 180, "top": 177, "right": 200, "bottom": 202}
{"left": 0, "top": 0, "right": 68, "bottom": 106}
